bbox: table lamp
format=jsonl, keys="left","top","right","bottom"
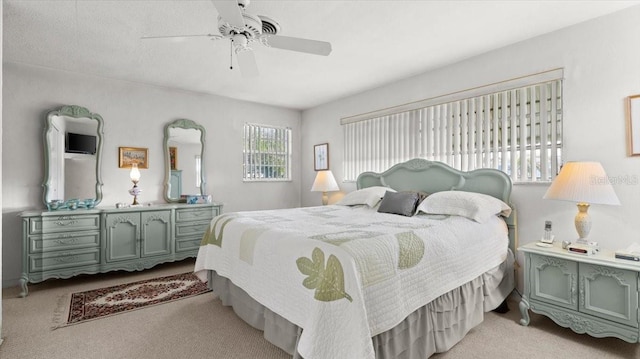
{"left": 128, "top": 163, "right": 142, "bottom": 205}
{"left": 311, "top": 170, "right": 339, "bottom": 205}
{"left": 543, "top": 161, "right": 620, "bottom": 244}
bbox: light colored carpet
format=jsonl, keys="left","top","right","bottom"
{"left": 1, "top": 259, "right": 638, "bottom": 359}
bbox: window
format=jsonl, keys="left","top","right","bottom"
{"left": 243, "top": 123, "right": 291, "bottom": 181}
{"left": 342, "top": 70, "right": 563, "bottom": 183}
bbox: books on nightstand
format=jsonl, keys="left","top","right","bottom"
{"left": 614, "top": 243, "right": 640, "bottom": 262}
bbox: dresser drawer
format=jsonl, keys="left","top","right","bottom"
{"left": 176, "top": 237, "right": 202, "bottom": 253}
{"left": 29, "top": 231, "right": 100, "bottom": 254}
{"left": 176, "top": 207, "right": 216, "bottom": 223}
{"left": 28, "top": 214, "right": 100, "bottom": 235}
{"left": 29, "top": 248, "right": 100, "bottom": 272}
{"left": 175, "top": 220, "right": 210, "bottom": 238}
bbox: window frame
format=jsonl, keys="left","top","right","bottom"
{"left": 242, "top": 122, "right": 292, "bottom": 182}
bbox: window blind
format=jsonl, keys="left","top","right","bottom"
{"left": 243, "top": 123, "right": 291, "bottom": 181}
{"left": 343, "top": 72, "right": 563, "bottom": 182}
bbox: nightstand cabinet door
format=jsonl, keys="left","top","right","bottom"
{"left": 579, "top": 263, "right": 639, "bottom": 328}
{"left": 529, "top": 253, "right": 578, "bottom": 310}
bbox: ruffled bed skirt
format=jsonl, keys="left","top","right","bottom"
{"left": 207, "top": 251, "right": 514, "bottom": 359}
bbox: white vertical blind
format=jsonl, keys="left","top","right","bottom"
{"left": 243, "top": 123, "right": 291, "bottom": 181}
{"left": 343, "top": 77, "right": 563, "bottom": 182}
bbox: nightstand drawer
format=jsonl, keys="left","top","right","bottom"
{"left": 29, "top": 214, "right": 100, "bottom": 235}
{"left": 529, "top": 253, "right": 578, "bottom": 310}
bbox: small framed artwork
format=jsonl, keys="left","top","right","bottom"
{"left": 169, "top": 146, "right": 178, "bottom": 170}
{"left": 119, "top": 147, "right": 148, "bottom": 168}
{"left": 314, "top": 143, "right": 329, "bottom": 171}
{"left": 627, "top": 95, "right": 640, "bottom": 156}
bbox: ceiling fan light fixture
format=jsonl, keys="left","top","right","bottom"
{"left": 231, "top": 33, "right": 249, "bottom": 50}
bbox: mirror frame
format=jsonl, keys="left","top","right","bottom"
{"left": 42, "top": 104, "right": 104, "bottom": 207}
{"left": 163, "top": 119, "right": 207, "bottom": 202}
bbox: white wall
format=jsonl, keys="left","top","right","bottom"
{"left": 301, "top": 6, "right": 640, "bottom": 288}
{"left": 1, "top": 62, "right": 302, "bottom": 287}
{"left": 1, "top": 0, "right": 5, "bottom": 345}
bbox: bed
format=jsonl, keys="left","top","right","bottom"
{"left": 194, "top": 158, "right": 516, "bottom": 358}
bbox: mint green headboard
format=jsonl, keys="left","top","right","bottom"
{"left": 356, "top": 158, "right": 517, "bottom": 253}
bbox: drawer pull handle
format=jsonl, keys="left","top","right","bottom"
{"left": 54, "top": 238, "right": 80, "bottom": 245}
{"left": 53, "top": 218, "right": 79, "bottom": 226}
{"left": 54, "top": 254, "right": 79, "bottom": 263}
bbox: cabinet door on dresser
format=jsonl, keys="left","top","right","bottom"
{"left": 140, "top": 210, "right": 172, "bottom": 257}
{"left": 104, "top": 212, "right": 141, "bottom": 262}
{"left": 104, "top": 210, "right": 172, "bottom": 262}
{"left": 529, "top": 253, "right": 578, "bottom": 310}
{"left": 579, "top": 263, "right": 639, "bottom": 328}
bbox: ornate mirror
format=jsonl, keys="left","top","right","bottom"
{"left": 43, "top": 105, "right": 104, "bottom": 207}
{"left": 163, "top": 119, "right": 206, "bottom": 202}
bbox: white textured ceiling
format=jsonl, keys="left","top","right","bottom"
{"left": 4, "top": 0, "right": 639, "bottom": 110}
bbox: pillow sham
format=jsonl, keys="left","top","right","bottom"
{"left": 415, "top": 190, "right": 511, "bottom": 223}
{"left": 336, "top": 186, "right": 396, "bottom": 207}
{"left": 377, "top": 191, "right": 421, "bottom": 217}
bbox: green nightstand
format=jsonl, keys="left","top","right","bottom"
{"left": 519, "top": 241, "right": 640, "bottom": 343}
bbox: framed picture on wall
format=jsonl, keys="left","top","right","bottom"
{"left": 627, "top": 95, "right": 640, "bottom": 156}
{"left": 314, "top": 143, "right": 329, "bottom": 171}
{"left": 119, "top": 147, "right": 148, "bottom": 168}
{"left": 169, "top": 146, "right": 178, "bottom": 170}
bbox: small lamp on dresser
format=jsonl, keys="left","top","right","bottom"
{"left": 543, "top": 161, "right": 620, "bottom": 244}
{"left": 311, "top": 170, "right": 339, "bottom": 205}
{"left": 128, "top": 163, "right": 142, "bottom": 205}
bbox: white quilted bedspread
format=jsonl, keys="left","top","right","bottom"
{"left": 194, "top": 205, "right": 508, "bottom": 359}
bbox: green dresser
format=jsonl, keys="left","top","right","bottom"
{"left": 519, "top": 242, "right": 640, "bottom": 343}
{"left": 20, "top": 203, "right": 222, "bottom": 297}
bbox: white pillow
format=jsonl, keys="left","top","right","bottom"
{"left": 336, "top": 186, "right": 396, "bottom": 207}
{"left": 415, "top": 190, "right": 511, "bottom": 223}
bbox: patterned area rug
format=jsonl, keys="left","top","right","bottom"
{"left": 53, "top": 272, "right": 210, "bottom": 328}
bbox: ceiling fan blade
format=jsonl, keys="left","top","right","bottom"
{"left": 211, "top": 0, "right": 246, "bottom": 30}
{"left": 236, "top": 49, "right": 259, "bottom": 77}
{"left": 141, "top": 34, "right": 222, "bottom": 41}
{"left": 263, "top": 35, "right": 332, "bottom": 56}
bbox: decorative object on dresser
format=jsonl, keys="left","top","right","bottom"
{"left": 310, "top": 170, "right": 339, "bottom": 205}
{"left": 543, "top": 161, "right": 620, "bottom": 245}
{"left": 128, "top": 163, "right": 142, "bottom": 205}
{"left": 20, "top": 203, "right": 222, "bottom": 298}
{"left": 519, "top": 241, "right": 640, "bottom": 343}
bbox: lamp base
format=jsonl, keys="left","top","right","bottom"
{"left": 321, "top": 192, "right": 329, "bottom": 206}
{"left": 574, "top": 202, "right": 591, "bottom": 240}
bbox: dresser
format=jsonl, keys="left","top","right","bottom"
{"left": 519, "top": 242, "right": 640, "bottom": 343}
{"left": 20, "top": 203, "right": 222, "bottom": 297}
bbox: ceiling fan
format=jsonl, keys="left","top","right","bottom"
{"left": 142, "top": 0, "right": 332, "bottom": 77}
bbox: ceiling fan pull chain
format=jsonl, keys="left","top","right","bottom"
{"left": 230, "top": 40, "right": 234, "bottom": 70}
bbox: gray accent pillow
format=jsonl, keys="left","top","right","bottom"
{"left": 377, "top": 191, "right": 421, "bottom": 217}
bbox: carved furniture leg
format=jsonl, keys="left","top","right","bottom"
{"left": 519, "top": 296, "right": 530, "bottom": 326}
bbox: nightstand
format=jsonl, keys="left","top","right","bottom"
{"left": 519, "top": 241, "right": 640, "bottom": 343}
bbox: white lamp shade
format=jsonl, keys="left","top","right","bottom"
{"left": 129, "top": 163, "right": 141, "bottom": 182}
{"left": 311, "top": 170, "right": 339, "bottom": 192}
{"left": 543, "top": 161, "right": 620, "bottom": 205}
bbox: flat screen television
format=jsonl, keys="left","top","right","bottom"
{"left": 65, "top": 132, "right": 97, "bottom": 155}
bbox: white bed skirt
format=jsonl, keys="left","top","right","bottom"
{"left": 207, "top": 251, "right": 514, "bottom": 359}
